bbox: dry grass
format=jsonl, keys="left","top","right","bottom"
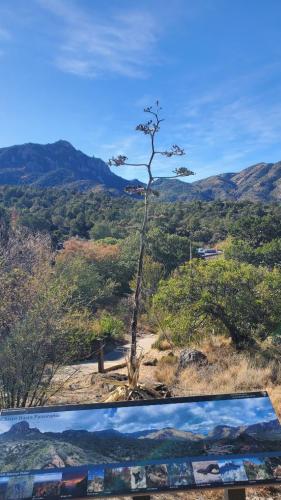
{"left": 154, "top": 335, "right": 281, "bottom": 419}
{"left": 110, "top": 485, "right": 281, "bottom": 499}
{"left": 181, "top": 336, "right": 278, "bottom": 393}
{"left": 152, "top": 336, "right": 173, "bottom": 351}
{"left": 52, "top": 334, "right": 281, "bottom": 499}
{"left": 179, "top": 357, "right": 274, "bottom": 395}
{"left": 154, "top": 352, "right": 178, "bottom": 385}
{"left": 155, "top": 362, "right": 177, "bottom": 385}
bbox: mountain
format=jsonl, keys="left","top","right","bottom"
{"left": 137, "top": 427, "right": 204, "bottom": 441}
{"left": 245, "top": 419, "right": 281, "bottom": 439}
{"left": 207, "top": 425, "right": 246, "bottom": 440}
{"left": 0, "top": 419, "right": 280, "bottom": 473}
{"left": 0, "top": 140, "right": 138, "bottom": 194}
{"left": 1, "top": 420, "right": 41, "bottom": 438}
{"left": 155, "top": 162, "right": 281, "bottom": 202}
{"left": 0, "top": 141, "right": 280, "bottom": 202}
{"left": 206, "top": 419, "right": 281, "bottom": 441}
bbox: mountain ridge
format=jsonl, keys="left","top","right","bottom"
{"left": 0, "top": 140, "right": 138, "bottom": 195}
{"left": 0, "top": 418, "right": 281, "bottom": 472}
{"left": 0, "top": 141, "right": 280, "bottom": 202}
{"left": 2, "top": 418, "right": 280, "bottom": 442}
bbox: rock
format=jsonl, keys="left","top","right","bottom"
{"left": 178, "top": 349, "right": 208, "bottom": 370}
{"left": 143, "top": 358, "right": 158, "bottom": 366}
{"left": 153, "top": 384, "right": 173, "bottom": 398}
{"left": 101, "top": 373, "right": 128, "bottom": 382}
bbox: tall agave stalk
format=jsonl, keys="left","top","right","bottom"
{"left": 109, "top": 102, "right": 194, "bottom": 386}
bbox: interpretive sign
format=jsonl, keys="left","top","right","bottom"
{"left": 0, "top": 392, "right": 281, "bottom": 498}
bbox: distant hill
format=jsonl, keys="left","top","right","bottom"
{"left": 0, "top": 140, "right": 137, "bottom": 194}
{"left": 155, "top": 162, "right": 281, "bottom": 202}
{"left": 0, "top": 141, "right": 280, "bottom": 202}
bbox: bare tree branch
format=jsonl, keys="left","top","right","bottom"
{"left": 155, "top": 145, "right": 186, "bottom": 157}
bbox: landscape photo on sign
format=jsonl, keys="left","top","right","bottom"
{"left": 32, "top": 472, "right": 62, "bottom": 499}
{"left": 217, "top": 459, "right": 248, "bottom": 483}
{"left": 87, "top": 466, "right": 105, "bottom": 494}
{"left": 0, "top": 395, "right": 281, "bottom": 473}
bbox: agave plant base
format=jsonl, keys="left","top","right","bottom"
{"left": 102, "top": 355, "right": 171, "bottom": 402}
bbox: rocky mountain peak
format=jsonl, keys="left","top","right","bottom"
{"left": 8, "top": 420, "right": 31, "bottom": 433}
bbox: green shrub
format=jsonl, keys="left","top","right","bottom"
{"left": 98, "top": 313, "right": 124, "bottom": 339}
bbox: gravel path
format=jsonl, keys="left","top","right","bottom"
{"left": 57, "top": 334, "right": 156, "bottom": 379}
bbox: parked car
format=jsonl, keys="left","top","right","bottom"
{"left": 197, "top": 248, "right": 223, "bottom": 258}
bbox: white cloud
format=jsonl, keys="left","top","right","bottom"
{"left": 182, "top": 92, "right": 281, "bottom": 148}
{"left": 0, "top": 396, "right": 276, "bottom": 438}
{"left": 37, "top": 0, "right": 160, "bottom": 78}
{"left": 173, "top": 65, "right": 281, "bottom": 177}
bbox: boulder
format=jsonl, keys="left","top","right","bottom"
{"left": 178, "top": 349, "right": 208, "bottom": 370}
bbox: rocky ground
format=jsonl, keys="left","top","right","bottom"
{"left": 50, "top": 334, "right": 281, "bottom": 499}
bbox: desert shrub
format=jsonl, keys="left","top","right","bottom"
{"left": 61, "top": 311, "right": 125, "bottom": 362}
{"left": 97, "top": 312, "right": 124, "bottom": 339}
{"left": 154, "top": 258, "right": 281, "bottom": 349}
{"left": 0, "top": 228, "right": 76, "bottom": 408}
{"left": 0, "top": 293, "right": 72, "bottom": 408}
{"left": 152, "top": 335, "right": 173, "bottom": 351}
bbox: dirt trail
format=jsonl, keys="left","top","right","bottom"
{"left": 59, "top": 334, "right": 156, "bottom": 379}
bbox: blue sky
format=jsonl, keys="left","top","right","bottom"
{"left": 33, "top": 472, "right": 62, "bottom": 483}
{"left": 0, "top": 397, "right": 277, "bottom": 435}
{"left": 0, "top": 0, "right": 281, "bottom": 181}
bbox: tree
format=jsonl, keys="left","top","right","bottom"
{"left": 56, "top": 238, "right": 135, "bottom": 304}
{"left": 109, "top": 102, "right": 194, "bottom": 371}
{"left": 0, "top": 228, "right": 76, "bottom": 408}
{"left": 225, "top": 237, "right": 281, "bottom": 268}
{"left": 0, "top": 275, "right": 71, "bottom": 408}
{"left": 229, "top": 214, "right": 281, "bottom": 247}
{"left": 224, "top": 238, "right": 257, "bottom": 265}
{"left": 154, "top": 258, "right": 281, "bottom": 349}
{"left": 56, "top": 238, "right": 131, "bottom": 372}
{"left": 147, "top": 227, "right": 191, "bottom": 274}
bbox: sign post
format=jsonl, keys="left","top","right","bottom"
{"left": 224, "top": 488, "right": 246, "bottom": 499}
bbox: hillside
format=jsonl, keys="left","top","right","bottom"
{"left": 155, "top": 162, "right": 281, "bottom": 202}
{"left": 0, "top": 141, "right": 280, "bottom": 202}
{"left": 0, "top": 140, "right": 135, "bottom": 194}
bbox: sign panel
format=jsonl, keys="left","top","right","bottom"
{"left": 0, "top": 392, "right": 281, "bottom": 498}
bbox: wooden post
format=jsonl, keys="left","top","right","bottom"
{"left": 224, "top": 488, "right": 246, "bottom": 500}
{"left": 97, "top": 339, "right": 105, "bottom": 373}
